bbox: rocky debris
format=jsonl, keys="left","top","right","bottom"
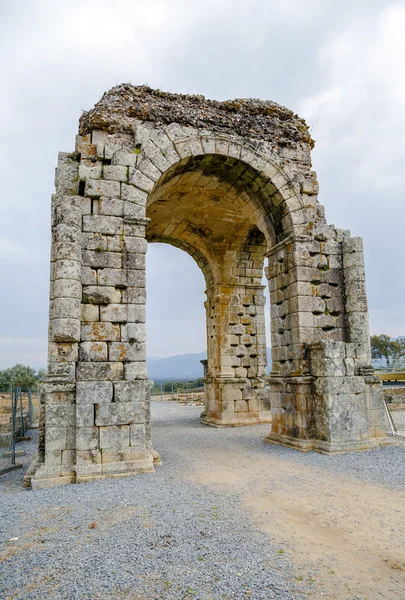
{"left": 79, "top": 84, "right": 314, "bottom": 149}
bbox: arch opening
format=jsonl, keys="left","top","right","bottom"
{"left": 146, "top": 155, "right": 273, "bottom": 426}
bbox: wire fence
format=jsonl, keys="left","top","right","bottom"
{"left": 385, "top": 401, "right": 405, "bottom": 437}
{"left": 150, "top": 378, "right": 204, "bottom": 405}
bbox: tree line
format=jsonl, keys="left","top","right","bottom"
{"left": 370, "top": 335, "right": 405, "bottom": 368}
{"left": 0, "top": 365, "right": 46, "bottom": 391}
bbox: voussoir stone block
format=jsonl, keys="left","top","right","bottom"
{"left": 85, "top": 178, "right": 120, "bottom": 198}
{"left": 103, "top": 165, "right": 128, "bottom": 182}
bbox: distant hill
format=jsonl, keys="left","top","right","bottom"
{"left": 147, "top": 349, "right": 272, "bottom": 381}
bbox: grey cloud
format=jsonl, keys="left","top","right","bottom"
{"left": 0, "top": 0, "right": 404, "bottom": 367}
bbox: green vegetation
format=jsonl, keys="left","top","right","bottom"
{"left": 0, "top": 365, "right": 46, "bottom": 391}
{"left": 371, "top": 335, "right": 405, "bottom": 369}
{"left": 152, "top": 378, "right": 204, "bottom": 395}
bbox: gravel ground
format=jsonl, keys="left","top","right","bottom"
{"left": 1, "top": 402, "right": 404, "bottom": 600}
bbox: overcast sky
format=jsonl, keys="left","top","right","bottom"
{"left": 0, "top": 0, "right": 404, "bottom": 368}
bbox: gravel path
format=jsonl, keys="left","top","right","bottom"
{"left": 1, "top": 402, "right": 404, "bottom": 600}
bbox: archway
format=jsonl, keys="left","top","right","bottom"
{"left": 146, "top": 154, "right": 272, "bottom": 425}
{"left": 26, "top": 85, "right": 390, "bottom": 489}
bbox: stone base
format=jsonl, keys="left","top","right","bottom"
{"left": 264, "top": 432, "right": 401, "bottom": 454}
{"left": 201, "top": 415, "right": 272, "bottom": 428}
{"left": 25, "top": 453, "right": 155, "bottom": 490}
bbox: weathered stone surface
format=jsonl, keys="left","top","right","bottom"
{"left": 76, "top": 362, "right": 124, "bottom": 381}
{"left": 81, "top": 322, "right": 121, "bottom": 342}
{"left": 79, "top": 341, "right": 108, "bottom": 362}
{"left": 29, "top": 84, "right": 389, "bottom": 491}
{"left": 83, "top": 286, "right": 121, "bottom": 305}
{"left": 95, "top": 402, "right": 144, "bottom": 426}
{"left": 76, "top": 381, "right": 113, "bottom": 404}
{"left": 79, "top": 84, "right": 314, "bottom": 152}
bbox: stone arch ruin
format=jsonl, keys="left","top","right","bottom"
{"left": 27, "top": 85, "right": 390, "bottom": 489}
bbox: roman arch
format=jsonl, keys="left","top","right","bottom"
{"left": 26, "top": 85, "right": 390, "bottom": 489}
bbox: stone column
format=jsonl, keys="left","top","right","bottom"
{"left": 202, "top": 282, "right": 271, "bottom": 426}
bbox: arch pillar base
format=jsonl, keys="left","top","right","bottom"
{"left": 202, "top": 376, "right": 272, "bottom": 427}
{"left": 264, "top": 432, "right": 397, "bottom": 454}
{"left": 265, "top": 342, "right": 397, "bottom": 453}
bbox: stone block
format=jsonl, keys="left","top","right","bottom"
{"left": 124, "top": 202, "right": 145, "bottom": 219}
{"left": 128, "top": 169, "right": 155, "bottom": 192}
{"left": 79, "top": 341, "right": 108, "bottom": 362}
{"left": 138, "top": 158, "right": 162, "bottom": 181}
{"left": 51, "top": 259, "right": 81, "bottom": 281}
{"left": 127, "top": 305, "right": 146, "bottom": 323}
{"left": 48, "top": 342, "right": 78, "bottom": 363}
{"left": 346, "top": 294, "right": 368, "bottom": 313}
{"left": 124, "top": 237, "right": 148, "bottom": 254}
{"left": 81, "top": 267, "right": 97, "bottom": 285}
{"left": 76, "top": 362, "right": 124, "bottom": 381}
{"left": 113, "top": 381, "right": 145, "bottom": 402}
{"left": 109, "top": 342, "right": 146, "bottom": 362}
{"left": 83, "top": 286, "right": 121, "bottom": 305}
{"left": 98, "top": 268, "right": 127, "bottom": 287}
{"left": 343, "top": 252, "right": 365, "bottom": 270}
{"left": 98, "top": 197, "right": 124, "bottom": 217}
{"left": 45, "top": 404, "right": 76, "bottom": 428}
{"left": 103, "top": 165, "right": 128, "bottom": 182}
{"left": 111, "top": 149, "right": 138, "bottom": 167}
{"left": 82, "top": 215, "right": 123, "bottom": 235}
{"left": 48, "top": 361, "right": 76, "bottom": 381}
{"left": 123, "top": 222, "right": 148, "bottom": 238}
{"left": 50, "top": 298, "right": 81, "bottom": 320}
{"left": 51, "top": 279, "right": 82, "bottom": 300}
{"left": 81, "top": 322, "right": 120, "bottom": 341}
{"left": 51, "top": 241, "right": 81, "bottom": 262}
{"left": 45, "top": 427, "right": 68, "bottom": 451}
{"left": 44, "top": 449, "right": 62, "bottom": 467}
{"left": 81, "top": 304, "right": 99, "bottom": 322}
{"left": 51, "top": 318, "right": 81, "bottom": 342}
{"left": 82, "top": 249, "right": 122, "bottom": 269}
{"left": 99, "top": 425, "right": 130, "bottom": 450}
{"left": 79, "top": 161, "right": 103, "bottom": 181}
{"left": 124, "top": 362, "right": 148, "bottom": 380}
{"left": 100, "top": 304, "right": 128, "bottom": 322}
{"left": 123, "top": 253, "right": 146, "bottom": 270}
{"left": 76, "top": 427, "right": 99, "bottom": 451}
{"left": 85, "top": 178, "right": 120, "bottom": 199}
{"left": 121, "top": 183, "right": 148, "bottom": 206}
{"left": 76, "top": 404, "right": 95, "bottom": 427}
{"left": 126, "top": 270, "right": 146, "bottom": 287}
{"left": 130, "top": 424, "right": 146, "bottom": 448}
{"left": 76, "top": 381, "right": 113, "bottom": 404}
{"left": 76, "top": 449, "right": 102, "bottom": 466}
{"left": 121, "top": 323, "right": 146, "bottom": 343}
{"left": 300, "top": 179, "right": 319, "bottom": 195}
{"left": 95, "top": 402, "right": 144, "bottom": 426}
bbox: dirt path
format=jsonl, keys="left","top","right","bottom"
{"left": 182, "top": 430, "right": 405, "bottom": 599}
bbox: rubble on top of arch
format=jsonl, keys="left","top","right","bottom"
{"left": 79, "top": 84, "right": 315, "bottom": 152}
